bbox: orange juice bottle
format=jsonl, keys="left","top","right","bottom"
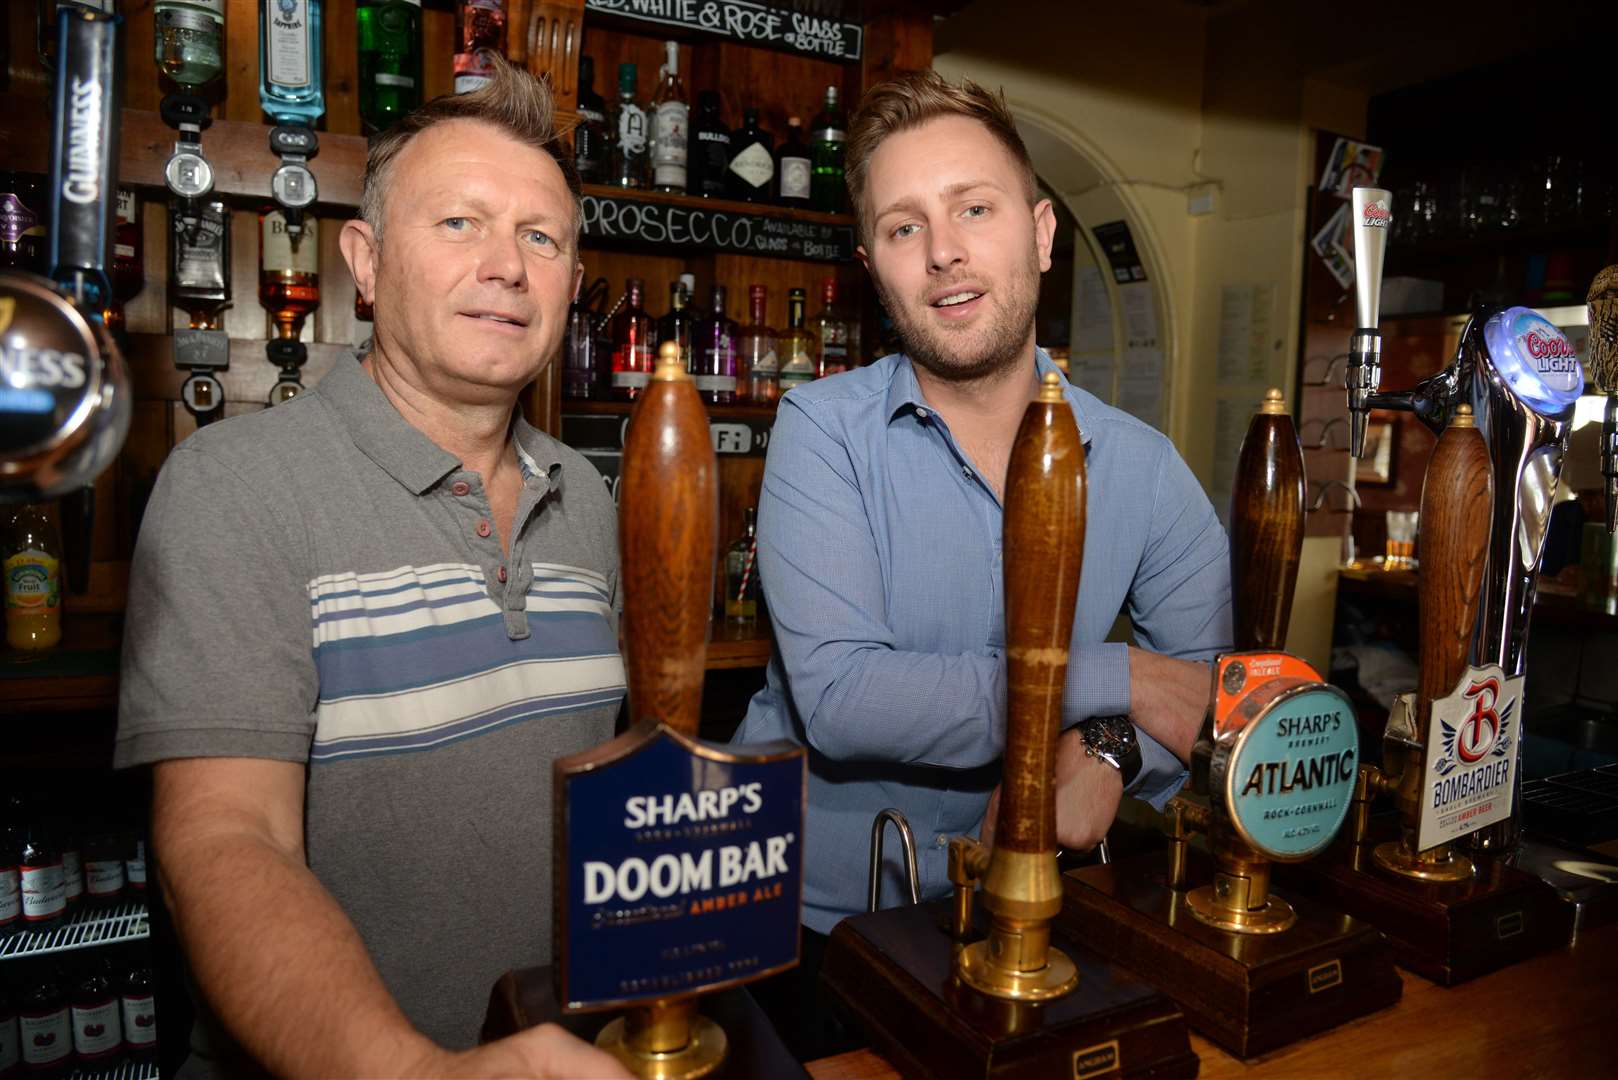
{"left": 4, "top": 504, "right": 63, "bottom": 652}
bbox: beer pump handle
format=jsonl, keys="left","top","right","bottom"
{"left": 1584, "top": 265, "right": 1618, "bottom": 532}
{"left": 1347, "top": 188, "right": 1392, "bottom": 458}
{"left": 1228, "top": 389, "right": 1306, "bottom": 652}
{"left": 1415, "top": 405, "right": 1493, "bottom": 736}
{"left": 619, "top": 342, "right": 718, "bottom": 738}
{"left": 995, "top": 372, "right": 1085, "bottom": 856}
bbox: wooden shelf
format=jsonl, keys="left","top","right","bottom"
{"left": 564, "top": 398, "right": 779, "bottom": 423}
{"left": 0, "top": 612, "right": 122, "bottom": 715}
{"left": 706, "top": 622, "right": 773, "bottom": 670}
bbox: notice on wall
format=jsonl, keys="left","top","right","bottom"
{"left": 1210, "top": 395, "right": 1250, "bottom": 527}
{"left": 1074, "top": 266, "right": 1115, "bottom": 355}
{"left": 581, "top": 192, "right": 855, "bottom": 261}
{"left": 585, "top": 0, "right": 862, "bottom": 61}
{"left": 1091, "top": 220, "right": 1148, "bottom": 284}
{"left": 1069, "top": 351, "right": 1116, "bottom": 404}
{"left": 1119, "top": 283, "right": 1159, "bottom": 351}
{"left": 1118, "top": 347, "right": 1165, "bottom": 430}
{"left": 1217, "top": 283, "right": 1279, "bottom": 385}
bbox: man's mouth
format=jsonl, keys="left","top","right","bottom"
{"left": 462, "top": 310, "right": 530, "bottom": 327}
{"left": 931, "top": 291, "right": 984, "bottom": 308}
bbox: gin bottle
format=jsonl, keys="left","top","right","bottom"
{"left": 810, "top": 85, "right": 846, "bottom": 213}
{"left": 609, "top": 63, "right": 648, "bottom": 189}
{"left": 574, "top": 57, "right": 609, "bottom": 183}
{"left": 259, "top": 0, "right": 325, "bottom": 127}
{"left": 357, "top": 0, "right": 422, "bottom": 133}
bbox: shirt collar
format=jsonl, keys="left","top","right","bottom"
{"left": 885, "top": 347, "right": 1092, "bottom": 446}
{"left": 319, "top": 359, "right": 563, "bottom": 495}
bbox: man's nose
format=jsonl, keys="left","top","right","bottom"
{"left": 476, "top": 230, "right": 529, "bottom": 289}
{"left": 928, "top": 218, "right": 967, "bottom": 272}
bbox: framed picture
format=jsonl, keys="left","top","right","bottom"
{"left": 1356, "top": 420, "right": 1395, "bottom": 485}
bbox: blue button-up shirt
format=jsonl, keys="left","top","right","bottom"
{"left": 734, "top": 349, "right": 1232, "bottom": 933}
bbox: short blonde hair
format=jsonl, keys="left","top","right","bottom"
{"left": 359, "top": 57, "right": 582, "bottom": 248}
{"left": 846, "top": 70, "right": 1037, "bottom": 242}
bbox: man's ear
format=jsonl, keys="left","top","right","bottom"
{"left": 1033, "top": 198, "right": 1057, "bottom": 274}
{"left": 572, "top": 260, "right": 585, "bottom": 301}
{"left": 339, "top": 218, "right": 380, "bottom": 305}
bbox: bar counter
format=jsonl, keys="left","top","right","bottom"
{"left": 804, "top": 919, "right": 1616, "bottom": 1079}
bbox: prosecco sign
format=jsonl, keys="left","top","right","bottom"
{"left": 585, "top": 0, "right": 862, "bottom": 61}
{"left": 580, "top": 192, "right": 855, "bottom": 262}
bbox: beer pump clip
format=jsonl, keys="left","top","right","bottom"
{"left": 1344, "top": 186, "right": 1583, "bottom": 853}
{"left": 2, "top": 5, "right": 130, "bottom": 504}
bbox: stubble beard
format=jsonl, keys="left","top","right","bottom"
{"left": 878, "top": 249, "right": 1041, "bottom": 385}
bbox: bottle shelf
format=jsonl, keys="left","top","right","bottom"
{"left": 0, "top": 903, "right": 150, "bottom": 963}
{"left": 66, "top": 1062, "right": 159, "bottom": 1080}
{"left": 563, "top": 398, "right": 779, "bottom": 422}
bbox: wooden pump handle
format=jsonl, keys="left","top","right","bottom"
{"left": 997, "top": 372, "right": 1086, "bottom": 854}
{"left": 1416, "top": 406, "right": 1493, "bottom": 734}
{"left": 618, "top": 342, "right": 719, "bottom": 736}
{"left": 1229, "top": 388, "right": 1306, "bottom": 652}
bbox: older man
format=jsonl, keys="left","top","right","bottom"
{"left": 117, "top": 63, "right": 630, "bottom": 1077}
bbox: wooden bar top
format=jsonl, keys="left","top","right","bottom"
{"left": 806, "top": 921, "right": 1618, "bottom": 1079}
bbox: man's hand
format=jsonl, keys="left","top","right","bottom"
{"left": 1127, "top": 648, "right": 1212, "bottom": 765}
{"left": 410, "top": 1024, "right": 632, "bottom": 1079}
{"left": 979, "top": 730, "right": 1124, "bottom": 852}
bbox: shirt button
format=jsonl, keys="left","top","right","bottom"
{"left": 451, "top": 480, "right": 470, "bottom": 496}
{"left": 476, "top": 519, "right": 492, "bottom": 538}
{"left": 498, "top": 565, "right": 508, "bottom": 583}
{"left": 915, "top": 407, "right": 930, "bottom": 420}
{"left": 935, "top": 835, "right": 948, "bottom": 849}
{"left": 961, "top": 464, "right": 973, "bottom": 480}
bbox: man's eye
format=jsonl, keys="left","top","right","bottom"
{"left": 892, "top": 223, "right": 920, "bottom": 239}
{"left": 526, "top": 230, "right": 555, "bottom": 249}
{"left": 441, "top": 217, "right": 469, "bottom": 231}
{"left": 963, "top": 205, "right": 989, "bottom": 218}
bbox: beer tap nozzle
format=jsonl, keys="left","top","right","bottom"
{"left": 1347, "top": 188, "right": 1393, "bottom": 457}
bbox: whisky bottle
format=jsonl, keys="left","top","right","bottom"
{"left": 259, "top": 210, "right": 320, "bottom": 339}
{"left": 737, "top": 284, "right": 778, "bottom": 403}
{"left": 723, "top": 508, "right": 760, "bottom": 622}
{"left": 777, "top": 117, "right": 812, "bottom": 208}
{"left": 169, "top": 198, "right": 230, "bottom": 329}
{"left": 155, "top": 0, "right": 225, "bottom": 89}
{"left": 688, "top": 91, "right": 730, "bottom": 199}
{"left": 778, "top": 287, "right": 817, "bottom": 393}
{"left": 574, "top": 56, "right": 610, "bottom": 183}
{"left": 727, "top": 108, "right": 774, "bottom": 203}
{"left": 611, "top": 277, "right": 655, "bottom": 400}
{"left": 693, "top": 285, "right": 738, "bottom": 405}
{"left": 454, "top": 0, "right": 506, "bottom": 94}
{"left": 259, "top": 0, "right": 325, "bottom": 127}
{"left": 108, "top": 189, "right": 142, "bottom": 335}
{"left": 610, "top": 63, "right": 649, "bottom": 189}
{"left": 357, "top": 0, "right": 423, "bottom": 133}
{"left": 810, "top": 85, "right": 846, "bottom": 213}
{"left": 650, "top": 41, "right": 689, "bottom": 194}
{"left": 814, "top": 276, "right": 850, "bottom": 378}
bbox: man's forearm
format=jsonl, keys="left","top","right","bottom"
{"left": 159, "top": 830, "right": 440, "bottom": 1077}
{"left": 1126, "top": 647, "right": 1209, "bottom": 764}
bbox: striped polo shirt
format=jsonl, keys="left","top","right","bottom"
{"left": 116, "top": 358, "right": 626, "bottom": 1061}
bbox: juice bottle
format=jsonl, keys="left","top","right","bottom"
{"left": 4, "top": 505, "right": 62, "bottom": 653}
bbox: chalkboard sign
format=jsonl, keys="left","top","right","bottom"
{"left": 581, "top": 192, "right": 855, "bottom": 262}
{"left": 585, "top": 0, "right": 862, "bottom": 61}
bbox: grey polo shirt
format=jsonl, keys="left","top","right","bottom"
{"left": 116, "top": 358, "right": 626, "bottom": 1062}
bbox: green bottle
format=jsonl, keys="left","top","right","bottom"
{"left": 810, "top": 85, "right": 846, "bottom": 214}
{"left": 357, "top": 0, "right": 423, "bottom": 134}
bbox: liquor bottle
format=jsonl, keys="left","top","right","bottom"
{"left": 0, "top": 172, "right": 48, "bottom": 275}
{"left": 170, "top": 198, "right": 230, "bottom": 329}
{"left": 611, "top": 277, "right": 655, "bottom": 400}
{"left": 259, "top": 210, "right": 320, "bottom": 339}
{"left": 814, "top": 277, "right": 850, "bottom": 378}
{"left": 15, "top": 968, "right": 69, "bottom": 1077}
{"left": 810, "top": 85, "right": 846, "bottom": 213}
{"left": 69, "top": 961, "right": 121, "bottom": 1067}
{"left": 650, "top": 42, "right": 689, "bottom": 194}
{"left": 155, "top": 1, "right": 225, "bottom": 89}
{"left": 778, "top": 288, "right": 817, "bottom": 393}
{"left": 687, "top": 91, "right": 730, "bottom": 199}
{"left": 357, "top": 0, "right": 422, "bottom": 133}
{"left": 562, "top": 292, "right": 605, "bottom": 400}
{"left": 693, "top": 285, "right": 738, "bottom": 405}
{"left": 19, "top": 814, "right": 66, "bottom": 933}
{"left": 658, "top": 277, "right": 696, "bottom": 374}
{"left": 0, "top": 985, "right": 18, "bottom": 1078}
{"left": 738, "top": 284, "right": 778, "bottom": 403}
{"left": 727, "top": 108, "right": 774, "bottom": 203}
{"left": 259, "top": 0, "right": 325, "bottom": 127}
{"left": 453, "top": 0, "right": 506, "bottom": 94}
{"left": 573, "top": 56, "right": 609, "bottom": 184}
{"left": 80, "top": 828, "right": 124, "bottom": 909}
{"left": 723, "top": 508, "right": 760, "bottom": 622}
{"left": 108, "top": 190, "right": 142, "bottom": 335}
{"left": 610, "top": 64, "right": 649, "bottom": 190}
{"left": 125, "top": 835, "right": 147, "bottom": 897}
{"left": 119, "top": 965, "right": 157, "bottom": 1064}
{"left": 777, "top": 117, "right": 812, "bottom": 208}
{"left": 4, "top": 505, "right": 63, "bottom": 654}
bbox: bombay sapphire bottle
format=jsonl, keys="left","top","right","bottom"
{"left": 258, "top": 0, "right": 325, "bottom": 127}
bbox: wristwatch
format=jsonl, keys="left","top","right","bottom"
{"left": 1076, "top": 715, "right": 1143, "bottom": 789}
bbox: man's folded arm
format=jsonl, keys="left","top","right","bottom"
{"left": 758, "top": 403, "right": 1010, "bottom": 769}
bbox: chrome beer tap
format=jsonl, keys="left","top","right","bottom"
{"left": 1344, "top": 187, "right": 1585, "bottom": 853}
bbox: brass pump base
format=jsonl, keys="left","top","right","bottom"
{"left": 596, "top": 1004, "right": 727, "bottom": 1080}
{"left": 1184, "top": 884, "right": 1296, "bottom": 934}
{"left": 956, "top": 937, "right": 1079, "bottom": 1001}
{"left": 1372, "top": 839, "right": 1475, "bottom": 884}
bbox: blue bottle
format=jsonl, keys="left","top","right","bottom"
{"left": 259, "top": 0, "right": 324, "bottom": 127}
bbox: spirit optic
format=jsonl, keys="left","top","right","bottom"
{"left": 259, "top": 210, "right": 320, "bottom": 339}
